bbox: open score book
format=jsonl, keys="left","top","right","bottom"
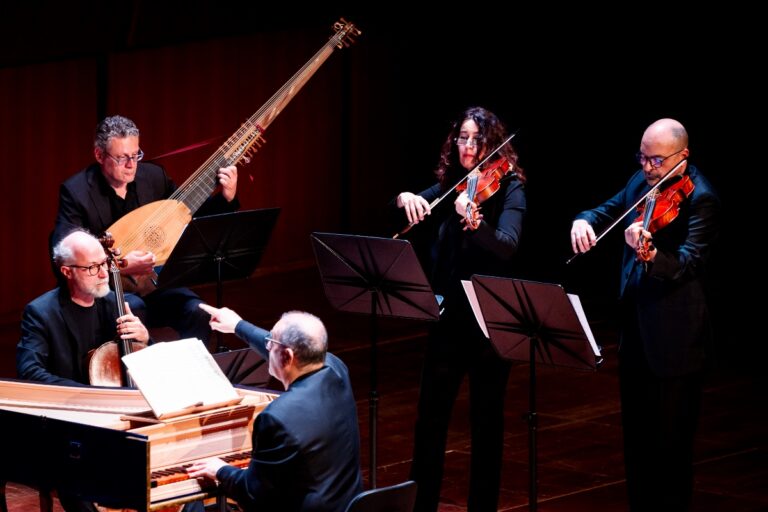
{"left": 122, "top": 338, "right": 243, "bottom": 419}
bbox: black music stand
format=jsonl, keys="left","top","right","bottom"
{"left": 470, "top": 275, "right": 601, "bottom": 512}
{"left": 311, "top": 232, "right": 440, "bottom": 488}
{"left": 157, "top": 208, "right": 280, "bottom": 352}
{"left": 213, "top": 348, "right": 271, "bottom": 388}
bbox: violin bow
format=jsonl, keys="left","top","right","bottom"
{"left": 393, "top": 131, "right": 518, "bottom": 239}
{"left": 566, "top": 157, "right": 688, "bottom": 264}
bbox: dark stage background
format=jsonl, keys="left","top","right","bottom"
{"left": 0, "top": 5, "right": 758, "bottom": 370}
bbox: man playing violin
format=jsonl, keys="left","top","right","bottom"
{"left": 395, "top": 106, "right": 526, "bottom": 512}
{"left": 570, "top": 118, "right": 721, "bottom": 511}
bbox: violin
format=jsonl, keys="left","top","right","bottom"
{"left": 88, "top": 232, "right": 148, "bottom": 387}
{"left": 635, "top": 173, "right": 695, "bottom": 261}
{"left": 566, "top": 157, "right": 689, "bottom": 264}
{"left": 393, "top": 131, "right": 518, "bottom": 238}
{"left": 456, "top": 158, "right": 515, "bottom": 230}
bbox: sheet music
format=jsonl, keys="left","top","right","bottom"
{"left": 567, "top": 294, "right": 601, "bottom": 356}
{"left": 461, "top": 280, "right": 489, "bottom": 338}
{"left": 122, "top": 338, "right": 242, "bottom": 419}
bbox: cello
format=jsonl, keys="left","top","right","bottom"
{"left": 88, "top": 233, "right": 147, "bottom": 387}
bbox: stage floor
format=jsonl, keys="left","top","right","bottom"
{"left": 2, "top": 267, "right": 765, "bottom": 511}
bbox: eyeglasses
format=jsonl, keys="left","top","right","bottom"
{"left": 105, "top": 149, "right": 144, "bottom": 166}
{"left": 65, "top": 259, "right": 109, "bottom": 276}
{"left": 636, "top": 148, "right": 684, "bottom": 169}
{"left": 265, "top": 335, "right": 285, "bottom": 351}
{"left": 455, "top": 135, "right": 484, "bottom": 147}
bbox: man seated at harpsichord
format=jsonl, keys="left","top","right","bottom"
{"left": 187, "top": 305, "right": 363, "bottom": 512}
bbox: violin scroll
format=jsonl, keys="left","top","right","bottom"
{"left": 636, "top": 236, "right": 655, "bottom": 262}
{"left": 462, "top": 201, "right": 483, "bottom": 231}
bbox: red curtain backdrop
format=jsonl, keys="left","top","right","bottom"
{"left": 0, "top": 59, "right": 98, "bottom": 324}
{"left": 105, "top": 31, "right": 345, "bottom": 270}
{"left": 0, "top": 26, "right": 401, "bottom": 335}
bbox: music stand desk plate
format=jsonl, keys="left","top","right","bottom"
{"left": 158, "top": 208, "right": 280, "bottom": 289}
{"left": 310, "top": 232, "right": 439, "bottom": 321}
{"left": 471, "top": 275, "right": 599, "bottom": 370}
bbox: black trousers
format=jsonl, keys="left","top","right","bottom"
{"left": 411, "top": 305, "right": 512, "bottom": 512}
{"left": 619, "top": 327, "right": 703, "bottom": 511}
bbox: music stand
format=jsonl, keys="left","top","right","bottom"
{"left": 470, "top": 275, "right": 600, "bottom": 512}
{"left": 311, "top": 232, "right": 440, "bottom": 488}
{"left": 157, "top": 208, "right": 280, "bottom": 352}
{"left": 213, "top": 348, "right": 271, "bottom": 388}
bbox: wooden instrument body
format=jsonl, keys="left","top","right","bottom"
{"left": 108, "top": 200, "right": 192, "bottom": 266}
{"left": 103, "top": 20, "right": 360, "bottom": 296}
{"left": 107, "top": 200, "right": 192, "bottom": 295}
{"left": 88, "top": 232, "right": 152, "bottom": 386}
{"left": 88, "top": 340, "right": 149, "bottom": 387}
{"left": 0, "top": 379, "right": 277, "bottom": 511}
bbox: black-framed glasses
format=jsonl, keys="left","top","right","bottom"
{"left": 265, "top": 335, "right": 285, "bottom": 351}
{"left": 106, "top": 149, "right": 144, "bottom": 166}
{"left": 636, "top": 148, "right": 684, "bottom": 169}
{"left": 455, "top": 135, "right": 484, "bottom": 147}
{"left": 65, "top": 259, "right": 109, "bottom": 276}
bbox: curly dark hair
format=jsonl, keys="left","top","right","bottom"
{"left": 94, "top": 115, "right": 140, "bottom": 152}
{"left": 434, "top": 106, "right": 525, "bottom": 189}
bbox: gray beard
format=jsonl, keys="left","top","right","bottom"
{"left": 91, "top": 283, "right": 110, "bottom": 299}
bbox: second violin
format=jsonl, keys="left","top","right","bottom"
{"left": 456, "top": 158, "right": 516, "bottom": 230}
{"left": 393, "top": 123, "right": 522, "bottom": 239}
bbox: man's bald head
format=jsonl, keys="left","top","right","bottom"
{"left": 52, "top": 230, "right": 110, "bottom": 303}
{"left": 53, "top": 230, "right": 104, "bottom": 268}
{"left": 642, "top": 118, "right": 689, "bottom": 151}
{"left": 272, "top": 311, "right": 328, "bottom": 367}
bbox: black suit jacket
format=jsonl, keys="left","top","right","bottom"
{"left": 575, "top": 165, "right": 721, "bottom": 377}
{"left": 216, "top": 321, "right": 363, "bottom": 512}
{"left": 51, "top": 162, "right": 238, "bottom": 247}
{"left": 16, "top": 288, "right": 120, "bottom": 386}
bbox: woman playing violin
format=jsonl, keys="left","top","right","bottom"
{"left": 395, "top": 106, "right": 525, "bottom": 512}
{"left": 570, "top": 118, "right": 721, "bottom": 510}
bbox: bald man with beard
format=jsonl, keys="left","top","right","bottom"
{"left": 16, "top": 230, "right": 150, "bottom": 512}
{"left": 17, "top": 229, "right": 149, "bottom": 387}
